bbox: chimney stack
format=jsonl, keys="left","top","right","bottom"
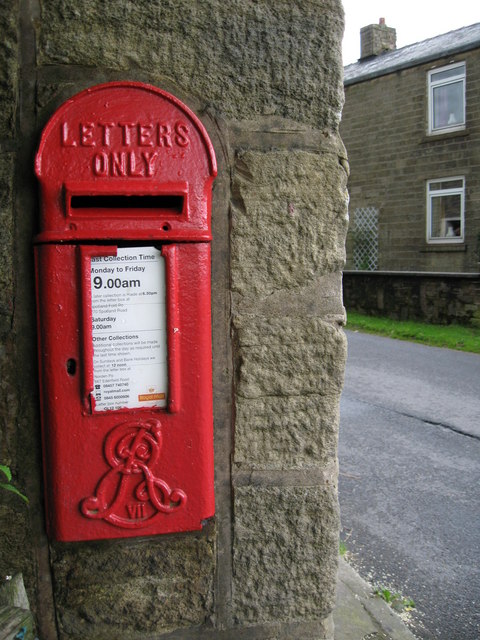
{"left": 360, "top": 18, "right": 396, "bottom": 60}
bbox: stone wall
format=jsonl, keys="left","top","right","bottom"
{"left": 1, "top": 1, "right": 348, "bottom": 638}
{"left": 343, "top": 271, "right": 480, "bottom": 326}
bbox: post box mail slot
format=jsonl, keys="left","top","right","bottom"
{"left": 34, "top": 82, "right": 216, "bottom": 541}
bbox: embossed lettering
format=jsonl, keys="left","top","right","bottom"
{"left": 118, "top": 122, "right": 135, "bottom": 145}
{"left": 175, "top": 122, "right": 189, "bottom": 147}
{"left": 126, "top": 503, "right": 146, "bottom": 519}
{"left": 138, "top": 124, "right": 154, "bottom": 147}
{"left": 80, "top": 122, "right": 96, "bottom": 146}
{"left": 157, "top": 124, "right": 172, "bottom": 148}
{"left": 61, "top": 122, "right": 77, "bottom": 147}
{"left": 63, "top": 119, "right": 190, "bottom": 177}
{"left": 142, "top": 151, "right": 158, "bottom": 177}
{"left": 111, "top": 152, "right": 127, "bottom": 176}
{"left": 93, "top": 152, "right": 108, "bottom": 176}
{"left": 99, "top": 122, "right": 115, "bottom": 146}
{"left": 128, "top": 152, "right": 144, "bottom": 176}
{"left": 91, "top": 151, "right": 159, "bottom": 177}
{"left": 61, "top": 121, "right": 191, "bottom": 149}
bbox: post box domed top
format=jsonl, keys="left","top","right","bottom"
{"left": 35, "top": 82, "right": 217, "bottom": 243}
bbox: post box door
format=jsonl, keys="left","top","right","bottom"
{"left": 34, "top": 82, "right": 216, "bottom": 541}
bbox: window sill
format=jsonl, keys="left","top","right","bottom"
{"left": 421, "top": 244, "right": 467, "bottom": 253}
{"left": 421, "top": 129, "right": 469, "bottom": 143}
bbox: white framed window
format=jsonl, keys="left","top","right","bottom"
{"left": 426, "top": 177, "right": 464, "bottom": 243}
{"left": 428, "top": 62, "right": 466, "bottom": 135}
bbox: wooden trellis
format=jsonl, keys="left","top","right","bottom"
{"left": 353, "top": 206, "right": 378, "bottom": 271}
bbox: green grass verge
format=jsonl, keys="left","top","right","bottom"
{"left": 346, "top": 311, "right": 480, "bottom": 354}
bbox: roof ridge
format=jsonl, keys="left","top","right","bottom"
{"left": 344, "top": 22, "right": 480, "bottom": 85}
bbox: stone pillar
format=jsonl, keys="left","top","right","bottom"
{"left": 1, "top": 1, "right": 348, "bottom": 638}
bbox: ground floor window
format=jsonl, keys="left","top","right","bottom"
{"left": 426, "top": 177, "right": 464, "bottom": 243}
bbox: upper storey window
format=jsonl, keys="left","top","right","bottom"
{"left": 428, "top": 63, "right": 466, "bottom": 135}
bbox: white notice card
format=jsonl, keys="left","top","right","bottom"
{"left": 90, "top": 246, "right": 168, "bottom": 411}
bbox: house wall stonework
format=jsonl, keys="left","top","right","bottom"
{"left": 0, "top": 2, "right": 348, "bottom": 639}
{"left": 341, "top": 48, "right": 480, "bottom": 274}
{"left": 341, "top": 44, "right": 480, "bottom": 324}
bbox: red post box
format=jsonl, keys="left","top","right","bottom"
{"left": 34, "top": 81, "right": 216, "bottom": 541}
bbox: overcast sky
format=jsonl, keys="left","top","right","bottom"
{"left": 342, "top": 1, "right": 480, "bottom": 65}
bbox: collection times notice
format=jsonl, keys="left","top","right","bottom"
{"left": 90, "top": 246, "right": 168, "bottom": 411}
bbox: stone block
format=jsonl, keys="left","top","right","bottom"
{"left": 232, "top": 484, "right": 339, "bottom": 625}
{"left": 0, "top": 154, "right": 17, "bottom": 469}
{"left": 234, "top": 394, "right": 340, "bottom": 470}
{"left": 231, "top": 150, "right": 348, "bottom": 303}
{"left": 0, "top": 3, "right": 18, "bottom": 139}
{"left": 233, "top": 314, "right": 345, "bottom": 469}
{"left": 234, "top": 315, "right": 346, "bottom": 399}
{"left": 38, "top": 0, "right": 344, "bottom": 128}
{"left": 0, "top": 154, "right": 14, "bottom": 335}
{"left": 0, "top": 505, "right": 29, "bottom": 582}
{"left": 51, "top": 532, "right": 215, "bottom": 638}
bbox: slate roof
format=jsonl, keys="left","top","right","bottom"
{"left": 344, "top": 22, "right": 480, "bottom": 86}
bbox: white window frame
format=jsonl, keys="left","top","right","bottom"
{"left": 426, "top": 177, "right": 465, "bottom": 244}
{"left": 428, "top": 62, "right": 466, "bottom": 135}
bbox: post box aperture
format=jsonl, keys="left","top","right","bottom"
{"left": 34, "top": 82, "right": 216, "bottom": 541}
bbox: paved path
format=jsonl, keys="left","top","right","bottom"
{"left": 334, "top": 558, "right": 416, "bottom": 640}
{"left": 339, "top": 331, "right": 480, "bottom": 640}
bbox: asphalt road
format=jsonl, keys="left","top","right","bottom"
{"left": 338, "top": 330, "right": 480, "bottom": 640}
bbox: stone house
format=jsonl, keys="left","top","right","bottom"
{"left": 341, "top": 20, "right": 480, "bottom": 325}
